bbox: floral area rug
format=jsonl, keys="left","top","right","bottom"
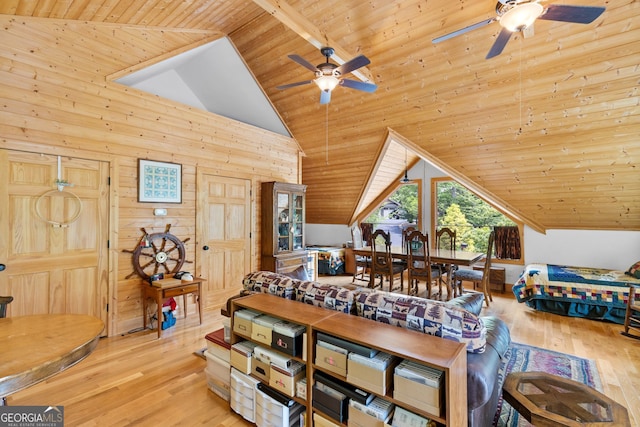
{"left": 493, "top": 342, "right": 602, "bottom": 427}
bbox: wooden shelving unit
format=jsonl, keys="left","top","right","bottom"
{"left": 230, "top": 293, "right": 468, "bottom": 426}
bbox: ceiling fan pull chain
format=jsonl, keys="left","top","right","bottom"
{"left": 325, "top": 103, "right": 329, "bottom": 165}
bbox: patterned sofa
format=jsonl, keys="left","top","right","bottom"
{"left": 238, "top": 271, "right": 511, "bottom": 427}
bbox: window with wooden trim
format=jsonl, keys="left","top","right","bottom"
{"left": 431, "top": 177, "right": 524, "bottom": 264}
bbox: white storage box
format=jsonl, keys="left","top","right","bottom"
{"left": 204, "top": 350, "right": 231, "bottom": 387}
{"left": 295, "top": 377, "right": 307, "bottom": 400}
{"left": 251, "top": 315, "right": 281, "bottom": 346}
{"left": 256, "top": 387, "right": 305, "bottom": 427}
{"left": 204, "top": 328, "right": 231, "bottom": 362}
{"left": 255, "top": 345, "right": 293, "bottom": 369}
{"left": 234, "top": 309, "right": 261, "bottom": 336}
{"left": 230, "top": 367, "right": 260, "bottom": 423}
{"left": 222, "top": 317, "right": 231, "bottom": 342}
{"left": 205, "top": 365, "right": 230, "bottom": 401}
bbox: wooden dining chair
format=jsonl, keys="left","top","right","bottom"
{"left": 406, "top": 230, "right": 441, "bottom": 298}
{"left": 435, "top": 227, "right": 457, "bottom": 251}
{"left": 622, "top": 284, "right": 640, "bottom": 339}
{"left": 0, "top": 296, "right": 13, "bottom": 318}
{"left": 433, "top": 227, "right": 457, "bottom": 297}
{"left": 452, "top": 231, "right": 495, "bottom": 306}
{"left": 351, "top": 224, "right": 370, "bottom": 284}
{"left": 370, "top": 229, "right": 406, "bottom": 292}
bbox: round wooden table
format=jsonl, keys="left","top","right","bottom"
{"left": 502, "top": 371, "right": 630, "bottom": 426}
{"left": 0, "top": 314, "right": 104, "bottom": 403}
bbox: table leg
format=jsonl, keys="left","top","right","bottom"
{"left": 445, "top": 264, "right": 454, "bottom": 301}
{"left": 197, "top": 283, "right": 202, "bottom": 325}
{"left": 155, "top": 291, "right": 162, "bottom": 339}
{"left": 182, "top": 294, "right": 188, "bottom": 319}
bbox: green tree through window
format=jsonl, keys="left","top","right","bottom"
{"left": 434, "top": 180, "right": 518, "bottom": 255}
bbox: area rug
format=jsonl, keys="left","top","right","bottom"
{"left": 493, "top": 342, "right": 602, "bottom": 427}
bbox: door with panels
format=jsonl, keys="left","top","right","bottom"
{"left": 0, "top": 150, "right": 109, "bottom": 330}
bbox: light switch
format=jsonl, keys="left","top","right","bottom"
{"left": 154, "top": 208, "right": 167, "bottom": 216}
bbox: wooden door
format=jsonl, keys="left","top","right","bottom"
{"left": 197, "top": 173, "right": 251, "bottom": 310}
{"left": 0, "top": 150, "right": 109, "bottom": 330}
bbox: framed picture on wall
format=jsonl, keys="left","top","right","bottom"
{"left": 138, "top": 159, "right": 182, "bottom": 203}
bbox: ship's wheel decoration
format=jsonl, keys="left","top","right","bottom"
{"left": 123, "top": 224, "right": 192, "bottom": 281}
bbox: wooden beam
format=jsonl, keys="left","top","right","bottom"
{"left": 251, "top": 0, "right": 374, "bottom": 83}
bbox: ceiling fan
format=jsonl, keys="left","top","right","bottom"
{"left": 432, "top": 0, "right": 606, "bottom": 59}
{"left": 277, "top": 47, "right": 378, "bottom": 104}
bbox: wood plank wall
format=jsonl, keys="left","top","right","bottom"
{"left": 0, "top": 15, "right": 301, "bottom": 335}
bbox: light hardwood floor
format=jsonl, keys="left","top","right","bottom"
{"left": 8, "top": 275, "right": 640, "bottom": 426}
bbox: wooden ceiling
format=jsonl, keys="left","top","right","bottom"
{"left": 3, "top": 0, "right": 638, "bottom": 231}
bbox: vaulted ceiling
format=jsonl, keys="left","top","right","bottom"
{"left": 3, "top": 0, "right": 638, "bottom": 232}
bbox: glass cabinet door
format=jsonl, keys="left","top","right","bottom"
{"left": 277, "top": 191, "right": 291, "bottom": 252}
{"left": 292, "top": 192, "right": 304, "bottom": 250}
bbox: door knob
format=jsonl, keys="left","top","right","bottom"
{"left": 202, "top": 246, "right": 209, "bottom": 251}
{"left": 0, "top": 264, "right": 5, "bottom": 271}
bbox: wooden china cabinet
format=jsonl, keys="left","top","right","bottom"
{"left": 261, "top": 181, "right": 310, "bottom": 276}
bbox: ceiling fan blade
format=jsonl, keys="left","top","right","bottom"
{"left": 276, "top": 80, "right": 313, "bottom": 90}
{"left": 538, "top": 4, "right": 605, "bottom": 24}
{"left": 335, "top": 55, "right": 371, "bottom": 75}
{"left": 486, "top": 27, "right": 513, "bottom": 59}
{"left": 320, "top": 90, "right": 332, "bottom": 104}
{"left": 432, "top": 18, "right": 497, "bottom": 44}
{"left": 288, "top": 54, "right": 319, "bottom": 72}
{"left": 339, "top": 78, "right": 378, "bottom": 93}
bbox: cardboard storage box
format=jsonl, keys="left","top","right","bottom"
{"left": 230, "top": 341, "right": 257, "bottom": 375}
{"left": 205, "top": 328, "right": 231, "bottom": 363}
{"left": 313, "top": 380, "right": 349, "bottom": 423}
{"left": 348, "top": 396, "right": 394, "bottom": 426}
{"left": 272, "top": 320, "right": 305, "bottom": 357}
{"left": 348, "top": 404, "right": 392, "bottom": 427}
{"left": 233, "top": 309, "right": 261, "bottom": 336}
{"left": 251, "top": 353, "right": 270, "bottom": 383}
{"left": 393, "top": 360, "right": 444, "bottom": 417}
{"left": 269, "top": 360, "right": 305, "bottom": 397}
{"left": 313, "top": 412, "right": 342, "bottom": 427}
{"left": 347, "top": 352, "right": 397, "bottom": 395}
{"left": 315, "top": 341, "right": 348, "bottom": 377}
{"left": 391, "top": 406, "right": 432, "bottom": 427}
{"left": 251, "top": 314, "right": 281, "bottom": 346}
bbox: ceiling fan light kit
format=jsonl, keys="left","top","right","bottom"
{"left": 499, "top": 2, "right": 543, "bottom": 31}
{"left": 432, "top": 0, "right": 606, "bottom": 59}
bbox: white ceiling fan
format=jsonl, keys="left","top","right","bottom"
{"left": 432, "top": 0, "right": 606, "bottom": 59}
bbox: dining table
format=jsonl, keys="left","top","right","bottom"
{"left": 352, "top": 246, "right": 485, "bottom": 300}
{"left": 0, "top": 314, "right": 104, "bottom": 405}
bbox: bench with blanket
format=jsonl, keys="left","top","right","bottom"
{"left": 512, "top": 263, "right": 640, "bottom": 324}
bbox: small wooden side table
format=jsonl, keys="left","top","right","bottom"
{"left": 142, "top": 278, "right": 204, "bottom": 338}
{"left": 503, "top": 371, "right": 630, "bottom": 426}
